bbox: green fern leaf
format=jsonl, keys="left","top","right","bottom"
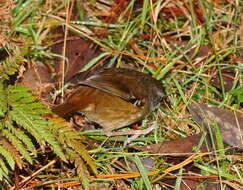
{"left": 0, "top": 158, "right": 9, "bottom": 176}
{"left": 0, "top": 168, "right": 3, "bottom": 181}
{"left": 43, "top": 123, "right": 67, "bottom": 162}
{"left": 0, "top": 82, "right": 68, "bottom": 178}
{"left": 7, "top": 85, "right": 66, "bottom": 162}
{"left": 51, "top": 117, "right": 97, "bottom": 173}
{"left": 6, "top": 120, "right": 36, "bottom": 156}
{"left": 0, "top": 135, "right": 23, "bottom": 169}
{"left": 0, "top": 47, "right": 24, "bottom": 80}
{"left": 9, "top": 109, "right": 43, "bottom": 143}
{"left": 65, "top": 147, "right": 90, "bottom": 186}
{"left": 74, "top": 157, "right": 89, "bottom": 185}
{"left": 0, "top": 122, "right": 3, "bottom": 131}
{"left": 0, "top": 158, "right": 10, "bottom": 181}
{"left": 0, "top": 82, "right": 7, "bottom": 117}
{"left": 2, "top": 128, "right": 33, "bottom": 164}
{"left": 0, "top": 145, "right": 15, "bottom": 170}
{"left": 67, "top": 139, "right": 97, "bottom": 174}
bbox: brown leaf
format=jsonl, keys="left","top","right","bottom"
{"left": 205, "top": 179, "right": 232, "bottom": 190}
{"left": 115, "top": 180, "right": 131, "bottom": 190}
{"left": 180, "top": 179, "right": 202, "bottom": 190}
{"left": 189, "top": 102, "right": 243, "bottom": 149}
{"left": 89, "top": 182, "right": 112, "bottom": 190}
{"left": 132, "top": 134, "right": 207, "bottom": 156}
{"left": 211, "top": 72, "right": 235, "bottom": 92}
{"left": 103, "top": 0, "right": 129, "bottom": 24}
{"left": 167, "top": 39, "right": 211, "bottom": 65}
{"left": 163, "top": 178, "right": 203, "bottom": 190}
{"left": 127, "top": 158, "right": 154, "bottom": 172}
{"left": 51, "top": 37, "right": 99, "bottom": 81}
{"left": 19, "top": 62, "right": 53, "bottom": 103}
{"left": 187, "top": 45, "right": 211, "bottom": 63}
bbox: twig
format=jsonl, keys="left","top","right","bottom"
{"left": 10, "top": 159, "right": 57, "bottom": 190}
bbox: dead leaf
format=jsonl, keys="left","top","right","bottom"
{"left": 180, "top": 179, "right": 202, "bottom": 190}
{"left": 205, "top": 179, "right": 232, "bottom": 190}
{"left": 132, "top": 134, "right": 208, "bottom": 156}
{"left": 162, "top": 175, "right": 203, "bottom": 190}
{"left": 115, "top": 180, "right": 131, "bottom": 190}
{"left": 103, "top": 0, "right": 129, "bottom": 24}
{"left": 51, "top": 37, "right": 99, "bottom": 81}
{"left": 211, "top": 72, "right": 235, "bottom": 92}
{"left": 128, "top": 158, "right": 154, "bottom": 172}
{"left": 19, "top": 62, "right": 53, "bottom": 103}
{"left": 189, "top": 102, "right": 243, "bottom": 149}
{"left": 89, "top": 182, "right": 112, "bottom": 190}
{"left": 166, "top": 39, "right": 211, "bottom": 65}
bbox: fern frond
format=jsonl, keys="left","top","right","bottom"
{"left": 67, "top": 139, "right": 97, "bottom": 174}
{"left": 7, "top": 85, "right": 66, "bottom": 162}
{"left": 0, "top": 81, "right": 70, "bottom": 183}
{"left": 0, "top": 168, "right": 3, "bottom": 181}
{"left": 0, "top": 81, "right": 97, "bottom": 181}
{"left": 0, "top": 159, "right": 9, "bottom": 181}
{"left": 51, "top": 117, "right": 84, "bottom": 143}
{"left": 44, "top": 123, "right": 67, "bottom": 162}
{"left": 0, "top": 47, "right": 24, "bottom": 80}
{"left": 65, "top": 148, "right": 89, "bottom": 181}
{"left": 74, "top": 156, "right": 90, "bottom": 187}
{"left": 0, "top": 144, "right": 15, "bottom": 170}
{"left": 0, "top": 158, "right": 9, "bottom": 176}
{"left": 9, "top": 109, "right": 44, "bottom": 143}
{"left": 2, "top": 128, "right": 32, "bottom": 164}
{"left": 51, "top": 117, "right": 97, "bottom": 174}
{"left": 0, "top": 135, "right": 23, "bottom": 169}
{"left": 6, "top": 120, "right": 36, "bottom": 156}
{"left": 0, "top": 82, "right": 7, "bottom": 117}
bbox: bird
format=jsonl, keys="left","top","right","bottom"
{"left": 52, "top": 67, "right": 165, "bottom": 136}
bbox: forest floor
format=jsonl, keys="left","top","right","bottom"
{"left": 0, "top": 0, "right": 242, "bottom": 189}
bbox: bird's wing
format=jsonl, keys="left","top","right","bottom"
{"left": 78, "top": 74, "right": 134, "bottom": 102}
{"left": 67, "top": 68, "right": 145, "bottom": 103}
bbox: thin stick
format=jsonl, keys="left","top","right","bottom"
{"left": 9, "top": 160, "right": 57, "bottom": 190}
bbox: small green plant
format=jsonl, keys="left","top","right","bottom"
{"left": 0, "top": 81, "right": 97, "bottom": 184}
{"left": 0, "top": 82, "right": 66, "bottom": 180}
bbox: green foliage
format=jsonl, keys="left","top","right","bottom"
{"left": 50, "top": 117, "right": 97, "bottom": 176}
{"left": 0, "top": 145, "right": 15, "bottom": 170}
{"left": 0, "top": 82, "right": 66, "bottom": 180}
{"left": 0, "top": 83, "right": 7, "bottom": 117}
{"left": 229, "top": 86, "right": 243, "bottom": 103}
{"left": 0, "top": 47, "right": 24, "bottom": 80}
{"left": 0, "top": 82, "right": 97, "bottom": 184}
